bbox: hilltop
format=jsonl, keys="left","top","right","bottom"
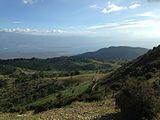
{"left": 77, "top": 46, "right": 148, "bottom": 60}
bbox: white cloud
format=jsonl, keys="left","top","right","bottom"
{"left": 101, "top": 1, "right": 127, "bottom": 14}
{"left": 46, "top": 29, "right": 64, "bottom": 34}
{"left": 1, "top": 28, "right": 65, "bottom": 35}
{"left": 0, "top": 28, "right": 97, "bottom": 36}
{"left": 89, "top": 4, "right": 101, "bottom": 9}
{"left": 136, "top": 11, "right": 156, "bottom": 17}
{"left": 129, "top": 3, "right": 140, "bottom": 9}
{"left": 86, "top": 19, "right": 160, "bottom": 40}
{"left": 22, "top": 0, "right": 34, "bottom": 5}
{"left": 92, "top": 1, "right": 140, "bottom": 14}
{"left": 2, "top": 28, "right": 31, "bottom": 33}
{"left": 12, "top": 21, "right": 24, "bottom": 24}
{"left": 22, "top": 0, "right": 43, "bottom": 5}
{"left": 87, "top": 19, "right": 160, "bottom": 30}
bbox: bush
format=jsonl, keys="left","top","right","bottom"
{"left": 33, "top": 96, "right": 76, "bottom": 113}
{"left": 0, "top": 80, "right": 6, "bottom": 88}
{"left": 2, "top": 103, "right": 18, "bottom": 113}
{"left": 32, "top": 73, "right": 40, "bottom": 79}
{"left": 54, "top": 96, "right": 76, "bottom": 108}
{"left": 78, "top": 91, "right": 105, "bottom": 102}
{"left": 0, "top": 65, "right": 16, "bottom": 75}
{"left": 34, "top": 104, "right": 49, "bottom": 113}
{"left": 145, "top": 72, "right": 153, "bottom": 80}
{"left": 116, "top": 80, "right": 159, "bottom": 120}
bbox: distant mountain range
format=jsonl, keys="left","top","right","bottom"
{"left": 77, "top": 46, "right": 148, "bottom": 60}
{"left": 0, "top": 46, "right": 148, "bottom": 60}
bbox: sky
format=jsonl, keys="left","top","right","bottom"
{"left": 0, "top": 0, "right": 160, "bottom": 57}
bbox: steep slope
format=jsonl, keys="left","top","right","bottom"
{"left": 77, "top": 46, "right": 148, "bottom": 60}
{"left": 96, "top": 45, "right": 160, "bottom": 91}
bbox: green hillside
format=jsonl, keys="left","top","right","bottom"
{"left": 0, "top": 57, "right": 121, "bottom": 72}
{"left": 0, "top": 56, "right": 116, "bottom": 114}
{"left": 0, "top": 46, "right": 160, "bottom": 120}
{"left": 95, "top": 45, "right": 160, "bottom": 91}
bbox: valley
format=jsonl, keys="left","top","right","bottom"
{"left": 1, "top": 1, "right": 160, "bottom": 119}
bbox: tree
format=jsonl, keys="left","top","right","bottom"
{"left": 116, "top": 80, "right": 159, "bottom": 120}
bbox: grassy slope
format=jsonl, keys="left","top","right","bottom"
{"left": 26, "top": 74, "right": 98, "bottom": 105}
{"left": 0, "top": 73, "right": 114, "bottom": 120}
{"left": 0, "top": 57, "right": 124, "bottom": 119}
{"left": 0, "top": 67, "right": 108, "bottom": 112}
{"left": 0, "top": 56, "right": 123, "bottom": 112}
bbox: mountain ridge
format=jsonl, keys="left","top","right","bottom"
{"left": 77, "top": 46, "right": 148, "bottom": 60}
{"left": 93, "top": 45, "right": 160, "bottom": 92}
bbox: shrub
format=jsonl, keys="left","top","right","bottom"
{"left": 14, "top": 72, "right": 28, "bottom": 83}
{"left": 34, "top": 104, "right": 49, "bottom": 113}
{"left": 116, "top": 80, "right": 159, "bottom": 120}
{"left": 78, "top": 91, "right": 105, "bottom": 102}
{"left": 0, "top": 65, "right": 16, "bottom": 75}
{"left": 32, "top": 73, "right": 40, "bottom": 79}
{"left": 33, "top": 96, "right": 76, "bottom": 113}
{"left": 54, "top": 96, "right": 76, "bottom": 108}
{"left": 0, "top": 79, "right": 6, "bottom": 88}
{"left": 110, "top": 82, "right": 122, "bottom": 91}
{"left": 16, "top": 106, "right": 27, "bottom": 114}
{"left": 145, "top": 72, "right": 153, "bottom": 80}
{"left": 2, "top": 103, "right": 18, "bottom": 113}
{"left": 33, "top": 100, "right": 53, "bottom": 113}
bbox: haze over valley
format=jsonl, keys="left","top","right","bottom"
{"left": 0, "top": 0, "right": 160, "bottom": 120}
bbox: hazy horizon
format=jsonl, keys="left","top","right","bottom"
{"left": 0, "top": 0, "right": 160, "bottom": 58}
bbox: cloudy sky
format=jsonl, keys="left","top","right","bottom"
{"left": 0, "top": 0, "right": 160, "bottom": 57}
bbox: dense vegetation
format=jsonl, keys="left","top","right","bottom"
{"left": 0, "top": 56, "right": 119, "bottom": 113}
{"left": 88, "top": 45, "right": 160, "bottom": 120}
{"left": 0, "top": 56, "right": 122, "bottom": 72}
{"left": 1, "top": 45, "right": 160, "bottom": 120}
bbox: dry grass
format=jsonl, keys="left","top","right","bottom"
{"left": 0, "top": 98, "right": 116, "bottom": 120}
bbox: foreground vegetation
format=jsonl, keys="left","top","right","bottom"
{"left": 0, "top": 71, "right": 107, "bottom": 113}
{"left": 0, "top": 57, "right": 120, "bottom": 114}
{"left": 1, "top": 45, "right": 160, "bottom": 120}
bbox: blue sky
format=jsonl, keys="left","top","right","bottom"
{"left": 0, "top": 0, "right": 160, "bottom": 31}
{"left": 0, "top": 0, "right": 160, "bottom": 54}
